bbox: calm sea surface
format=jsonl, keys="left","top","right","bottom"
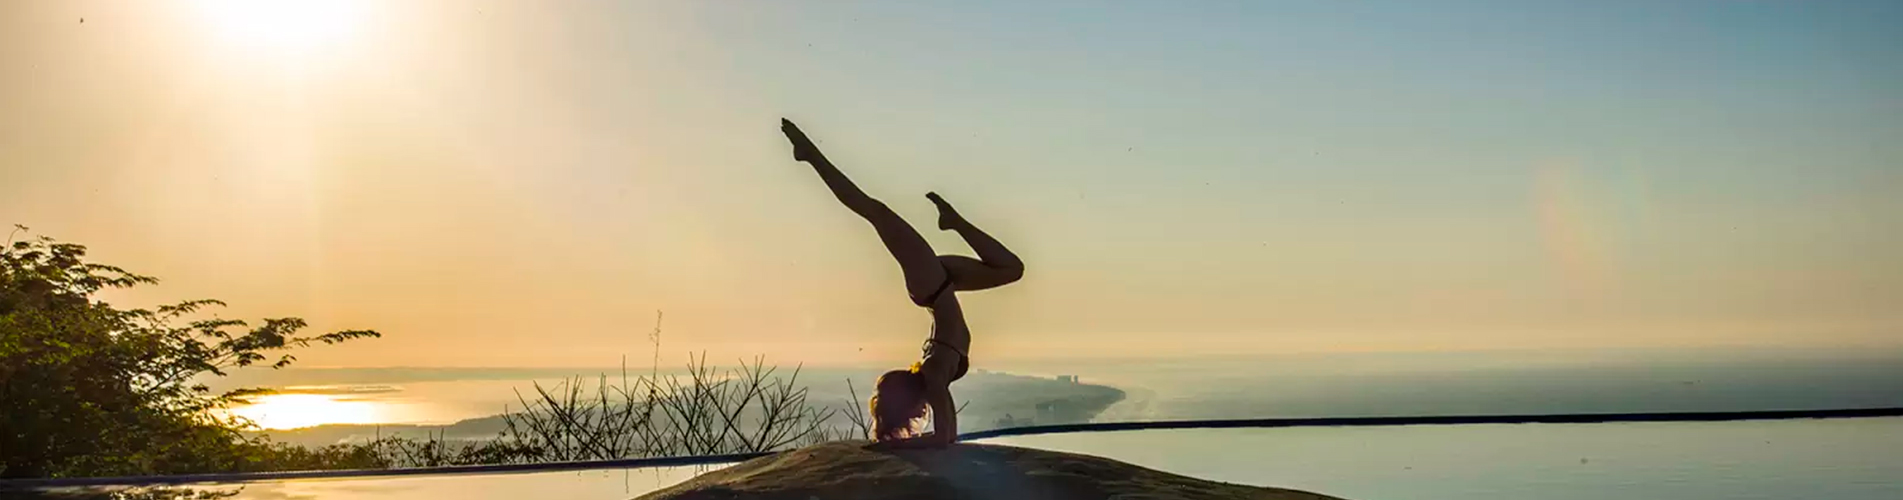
{"left": 40, "top": 417, "right": 1899, "bottom": 500}
{"left": 108, "top": 348, "right": 1895, "bottom": 499}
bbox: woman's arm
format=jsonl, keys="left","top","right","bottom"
{"left": 928, "top": 381, "right": 957, "bottom": 444}
{"left": 864, "top": 372, "right": 959, "bottom": 450}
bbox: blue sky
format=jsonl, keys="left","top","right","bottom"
{"left": 1, "top": 0, "right": 1897, "bottom": 366}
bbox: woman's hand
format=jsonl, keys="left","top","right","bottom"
{"left": 863, "top": 432, "right": 952, "bottom": 452}
{"left": 781, "top": 118, "right": 824, "bottom": 163}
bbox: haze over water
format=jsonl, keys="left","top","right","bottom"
{"left": 220, "top": 346, "right": 1903, "bottom": 434}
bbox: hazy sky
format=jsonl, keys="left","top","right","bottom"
{"left": 3, "top": 1, "right": 1898, "bottom": 367}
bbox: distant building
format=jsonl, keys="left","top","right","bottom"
{"left": 1056, "top": 375, "right": 1079, "bottom": 384}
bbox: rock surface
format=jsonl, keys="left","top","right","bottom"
{"left": 635, "top": 441, "right": 1348, "bottom": 500}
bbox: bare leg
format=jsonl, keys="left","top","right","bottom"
{"left": 783, "top": 119, "right": 949, "bottom": 305}
{"left": 928, "top": 192, "right": 1025, "bottom": 291}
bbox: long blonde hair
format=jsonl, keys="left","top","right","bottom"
{"left": 869, "top": 364, "right": 927, "bottom": 441}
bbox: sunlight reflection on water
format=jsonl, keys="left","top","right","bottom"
{"left": 220, "top": 386, "right": 452, "bottom": 430}
{"left": 225, "top": 393, "right": 387, "bottom": 430}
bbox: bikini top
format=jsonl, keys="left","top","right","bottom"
{"left": 922, "top": 337, "right": 970, "bottom": 382}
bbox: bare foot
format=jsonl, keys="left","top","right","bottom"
{"left": 926, "top": 192, "right": 966, "bottom": 231}
{"left": 781, "top": 118, "right": 822, "bottom": 163}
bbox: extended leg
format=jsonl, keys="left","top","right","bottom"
{"left": 783, "top": 119, "right": 949, "bottom": 305}
{"left": 928, "top": 193, "right": 1025, "bottom": 291}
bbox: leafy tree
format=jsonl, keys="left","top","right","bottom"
{"left": 0, "top": 225, "right": 380, "bottom": 478}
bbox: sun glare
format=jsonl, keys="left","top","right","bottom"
{"left": 225, "top": 393, "right": 384, "bottom": 430}
{"left": 194, "top": 0, "right": 367, "bottom": 56}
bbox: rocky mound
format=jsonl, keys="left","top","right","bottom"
{"left": 636, "top": 441, "right": 1347, "bottom": 500}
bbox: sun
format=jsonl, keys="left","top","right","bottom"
{"left": 194, "top": 0, "right": 368, "bottom": 56}
{"left": 224, "top": 393, "right": 384, "bottom": 430}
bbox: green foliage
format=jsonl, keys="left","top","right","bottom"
{"left": 0, "top": 226, "right": 856, "bottom": 480}
{"left": 0, "top": 226, "right": 381, "bottom": 478}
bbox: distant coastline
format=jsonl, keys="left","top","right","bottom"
{"left": 243, "top": 368, "right": 1127, "bottom": 448}
{"left": 232, "top": 348, "right": 1903, "bottom": 447}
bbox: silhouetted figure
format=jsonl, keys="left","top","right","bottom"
{"left": 780, "top": 119, "right": 1024, "bottom": 449}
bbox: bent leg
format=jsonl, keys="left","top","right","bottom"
{"left": 858, "top": 201, "right": 951, "bottom": 306}
{"left": 928, "top": 193, "right": 1025, "bottom": 291}
{"left": 940, "top": 255, "right": 1020, "bottom": 292}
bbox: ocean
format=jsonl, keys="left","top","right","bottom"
{"left": 45, "top": 417, "right": 1902, "bottom": 500}
{"left": 106, "top": 346, "right": 1899, "bottom": 499}
{"left": 987, "top": 417, "right": 1903, "bottom": 500}
{"left": 221, "top": 346, "right": 1903, "bottom": 436}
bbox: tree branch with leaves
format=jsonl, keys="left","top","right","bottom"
{"left": 1, "top": 226, "right": 382, "bottom": 478}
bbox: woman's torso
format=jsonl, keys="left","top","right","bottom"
{"left": 924, "top": 297, "right": 971, "bottom": 381}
